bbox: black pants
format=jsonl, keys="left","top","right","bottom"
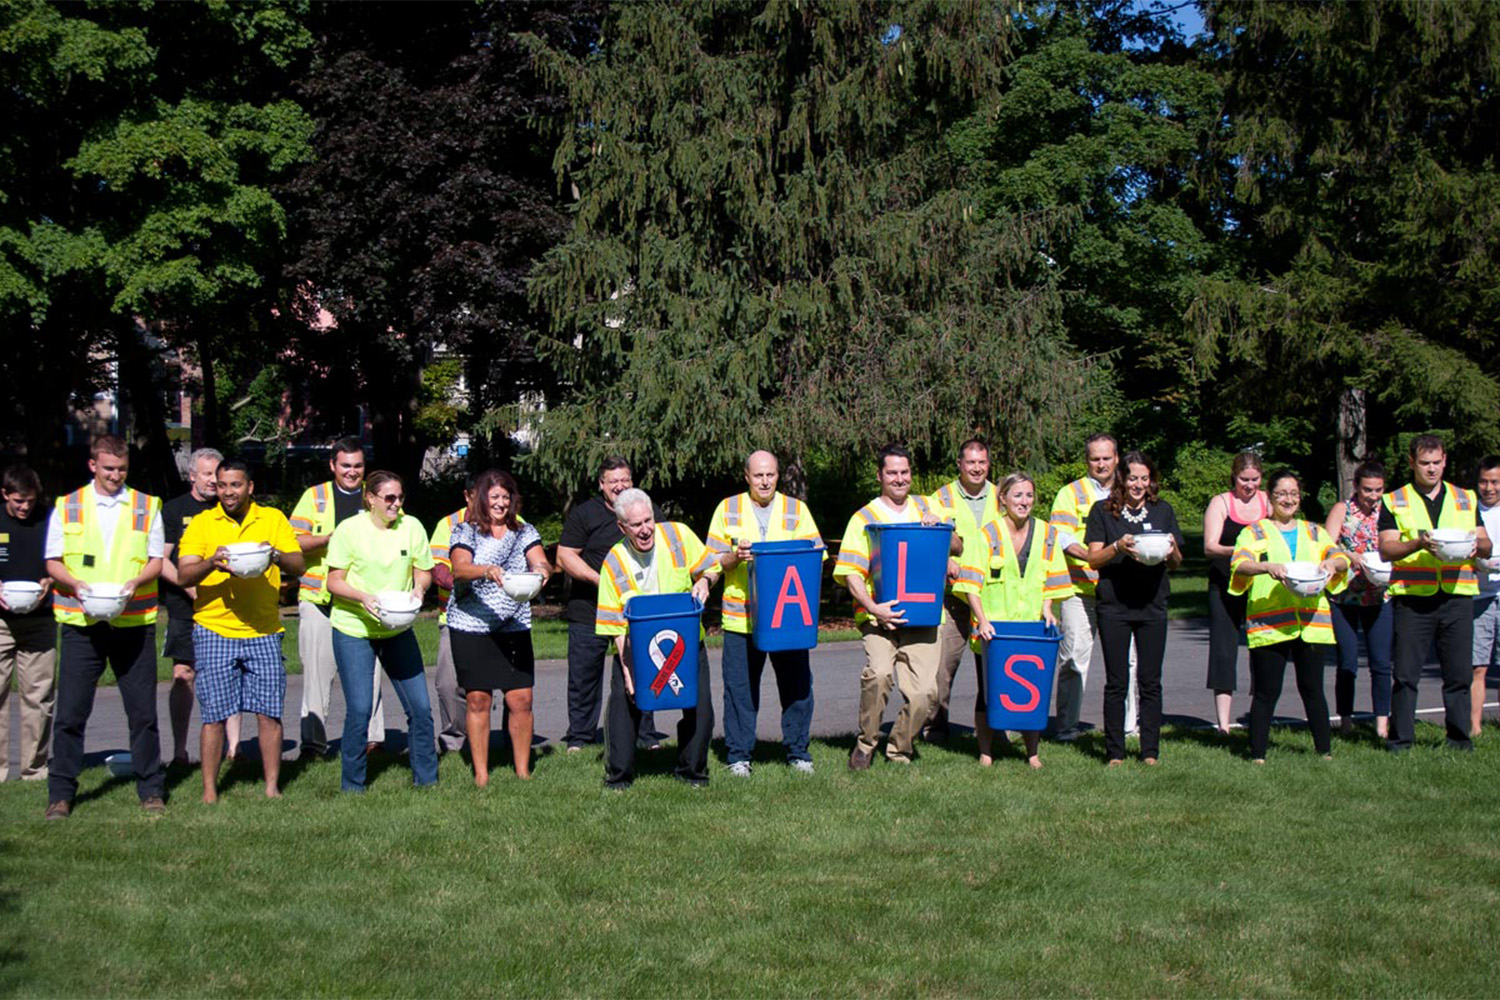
{"left": 604, "top": 645, "right": 712, "bottom": 787}
{"left": 1099, "top": 614, "right": 1166, "bottom": 760}
{"left": 1391, "top": 595, "right": 1474, "bottom": 749}
{"left": 1205, "top": 576, "right": 1248, "bottom": 692}
{"left": 49, "top": 623, "right": 165, "bottom": 804}
{"left": 565, "top": 621, "right": 655, "bottom": 747}
{"left": 1248, "top": 638, "right": 1332, "bottom": 759}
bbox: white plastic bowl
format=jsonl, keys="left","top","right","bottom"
{"left": 1429, "top": 528, "right": 1475, "bottom": 561}
{"left": 501, "top": 572, "right": 544, "bottom": 601}
{"left": 80, "top": 583, "right": 130, "bottom": 620}
{"left": 1360, "top": 551, "right": 1392, "bottom": 586}
{"left": 1132, "top": 532, "right": 1173, "bottom": 566}
{"left": 224, "top": 542, "right": 273, "bottom": 578}
{"left": 375, "top": 590, "right": 421, "bottom": 630}
{"left": 1, "top": 580, "right": 44, "bottom": 614}
{"left": 104, "top": 752, "right": 132, "bottom": 777}
{"left": 1477, "top": 556, "right": 1500, "bottom": 575}
{"left": 1283, "top": 561, "right": 1329, "bottom": 598}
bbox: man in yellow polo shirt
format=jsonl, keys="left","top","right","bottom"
{"left": 176, "top": 459, "right": 305, "bottom": 802}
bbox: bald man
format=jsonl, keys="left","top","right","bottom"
{"left": 704, "top": 451, "right": 825, "bottom": 775}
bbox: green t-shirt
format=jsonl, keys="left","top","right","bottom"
{"left": 326, "top": 512, "right": 435, "bottom": 639}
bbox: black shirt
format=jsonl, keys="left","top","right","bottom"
{"left": 161, "top": 491, "right": 218, "bottom": 617}
{"left": 1084, "top": 498, "right": 1184, "bottom": 619}
{"left": 557, "top": 495, "right": 667, "bottom": 624}
{"left": 0, "top": 505, "right": 52, "bottom": 619}
{"left": 1376, "top": 483, "right": 1446, "bottom": 533}
{"left": 332, "top": 484, "right": 363, "bottom": 525}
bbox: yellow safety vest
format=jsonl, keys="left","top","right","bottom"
{"left": 965, "top": 517, "right": 1065, "bottom": 650}
{"left": 705, "top": 492, "right": 823, "bottom": 634}
{"left": 289, "top": 481, "right": 338, "bottom": 604}
{"left": 1048, "top": 478, "right": 1105, "bottom": 599}
{"left": 1228, "top": 518, "right": 1347, "bottom": 648}
{"left": 929, "top": 480, "right": 1000, "bottom": 597}
{"left": 1383, "top": 483, "right": 1479, "bottom": 597}
{"left": 428, "top": 508, "right": 465, "bottom": 623}
{"left": 595, "top": 522, "right": 713, "bottom": 637}
{"left": 52, "top": 485, "right": 160, "bottom": 628}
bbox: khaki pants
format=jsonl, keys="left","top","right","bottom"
{"left": 856, "top": 622, "right": 941, "bottom": 760}
{"left": 935, "top": 596, "right": 974, "bottom": 719}
{"left": 0, "top": 615, "right": 56, "bottom": 780}
{"left": 432, "top": 625, "right": 467, "bottom": 752}
{"left": 298, "top": 601, "right": 384, "bottom": 752}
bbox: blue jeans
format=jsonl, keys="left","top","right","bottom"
{"left": 1331, "top": 600, "right": 1393, "bottom": 718}
{"left": 720, "top": 631, "right": 814, "bottom": 764}
{"left": 331, "top": 628, "right": 438, "bottom": 791}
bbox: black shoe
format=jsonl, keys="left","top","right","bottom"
{"left": 141, "top": 797, "right": 167, "bottom": 815}
{"left": 1446, "top": 739, "right": 1475, "bottom": 753}
{"left": 604, "top": 780, "right": 633, "bottom": 791}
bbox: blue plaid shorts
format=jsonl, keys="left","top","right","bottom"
{"left": 192, "top": 625, "right": 287, "bottom": 724}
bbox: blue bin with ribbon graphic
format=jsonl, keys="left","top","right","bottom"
{"left": 747, "top": 539, "right": 823, "bottom": 651}
{"left": 866, "top": 522, "right": 954, "bottom": 628}
{"left": 624, "top": 592, "right": 703, "bottom": 711}
{"left": 984, "top": 622, "right": 1062, "bottom": 730}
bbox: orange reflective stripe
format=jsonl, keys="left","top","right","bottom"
{"left": 313, "top": 482, "right": 329, "bottom": 512}
{"left": 913, "top": 497, "right": 932, "bottom": 517}
{"left": 64, "top": 489, "right": 84, "bottom": 525}
{"left": 130, "top": 490, "right": 149, "bottom": 532}
{"left": 983, "top": 521, "right": 1002, "bottom": 559}
{"left": 54, "top": 594, "right": 82, "bottom": 612}
{"left": 602, "top": 551, "right": 631, "bottom": 591}
{"left": 664, "top": 523, "right": 686, "bottom": 567}
{"left": 725, "top": 494, "right": 742, "bottom": 530}
{"left": 937, "top": 485, "right": 954, "bottom": 509}
{"left": 1390, "top": 487, "right": 1409, "bottom": 509}
{"left": 782, "top": 496, "right": 800, "bottom": 533}
{"left": 1050, "top": 510, "right": 1080, "bottom": 529}
{"left": 1250, "top": 522, "right": 1266, "bottom": 541}
{"left": 1391, "top": 568, "right": 1438, "bottom": 583}
{"left": 1071, "top": 480, "right": 1088, "bottom": 507}
{"left": 1454, "top": 488, "right": 1472, "bottom": 512}
{"left": 855, "top": 506, "right": 877, "bottom": 527}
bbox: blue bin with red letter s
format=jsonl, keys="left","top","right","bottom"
{"left": 747, "top": 539, "right": 823, "bottom": 651}
{"left": 624, "top": 593, "right": 703, "bottom": 711}
{"left": 866, "top": 522, "right": 953, "bottom": 628}
{"left": 984, "top": 622, "right": 1062, "bottom": 730}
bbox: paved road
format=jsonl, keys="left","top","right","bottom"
{"left": 6, "top": 617, "right": 1491, "bottom": 773}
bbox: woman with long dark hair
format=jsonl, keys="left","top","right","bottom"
{"left": 1085, "top": 452, "right": 1183, "bottom": 765}
{"left": 447, "top": 469, "right": 551, "bottom": 785}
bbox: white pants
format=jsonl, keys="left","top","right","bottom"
{"left": 298, "top": 601, "right": 385, "bottom": 748}
{"left": 1056, "top": 595, "right": 1137, "bottom": 733}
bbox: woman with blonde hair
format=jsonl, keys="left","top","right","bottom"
{"left": 958, "top": 472, "right": 1066, "bottom": 769}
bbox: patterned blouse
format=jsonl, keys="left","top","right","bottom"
{"left": 1335, "top": 499, "right": 1387, "bottom": 607}
{"left": 446, "top": 520, "right": 544, "bottom": 633}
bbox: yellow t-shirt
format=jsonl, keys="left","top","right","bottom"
{"left": 177, "top": 502, "right": 300, "bottom": 638}
{"left": 326, "top": 513, "right": 435, "bottom": 639}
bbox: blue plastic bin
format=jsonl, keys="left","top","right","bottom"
{"left": 747, "top": 539, "right": 823, "bottom": 651}
{"left": 984, "top": 621, "right": 1062, "bottom": 730}
{"left": 866, "top": 522, "right": 954, "bottom": 628}
{"left": 624, "top": 592, "right": 703, "bottom": 711}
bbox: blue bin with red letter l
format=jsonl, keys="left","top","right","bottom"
{"left": 866, "top": 522, "right": 954, "bottom": 628}
{"left": 748, "top": 539, "right": 823, "bottom": 651}
{"left": 984, "top": 622, "right": 1062, "bottom": 730}
{"left": 624, "top": 593, "right": 703, "bottom": 711}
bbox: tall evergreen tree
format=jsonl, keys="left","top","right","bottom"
{"left": 522, "top": 1, "right": 1097, "bottom": 492}
{"left": 1197, "top": 0, "right": 1500, "bottom": 484}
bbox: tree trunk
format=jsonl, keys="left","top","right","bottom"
{"left": 116, "top": 323, "right": 180, "bottom": 495}
{"left": 1335, "top": 387, "right": 1367, "bottom": 498}
{"left": 781, "top": 454, "right": 809, "bottom": 501}
{"left": 196, "top": 331, "right": 220, "bottom": 449}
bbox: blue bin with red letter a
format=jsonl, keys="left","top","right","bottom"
{"left": 624, "top": 593, "right": 703, "bottom": 711}
{"left": 866, "top": 522, "right": 953, "bottom": 628}
{"left": 748, "top": 539, "right": 823, "bottom": 651}
{"left": 985, "top": 622, "right": 1062, "bottom": 730}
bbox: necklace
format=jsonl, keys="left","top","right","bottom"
{"left": 1122, "top": 504, "right": 1148, "bottom": 524}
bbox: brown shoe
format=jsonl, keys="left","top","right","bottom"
{"left": 365, "top": 742, "right": 382, "bottom": 756}
{"left": 847, "top": 747, "right": 873, "bottom": 772}
{"left": 44, "top": 800, "right": 71, "bottom": 821}
{"left": 141, "top": 797, "right": 166, "bottom": 815}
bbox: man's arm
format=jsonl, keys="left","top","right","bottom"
{"left": 556, "top": 545, "right": 600, "bottom": 586}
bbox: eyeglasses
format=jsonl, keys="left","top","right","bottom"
{"left": 376, "top": 493, "right": 404, "bottom": 504}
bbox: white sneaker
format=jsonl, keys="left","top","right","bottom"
{"left": 790, "top": 759, "right": 814, "bottom": 774}
{"left": 727, "top": 761, "right": 752, "bottom": 777}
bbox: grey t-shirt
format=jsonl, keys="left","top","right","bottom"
{"left": 752, "top": 501, "right": 773, "bottom": 541}
{"left": 961, "top": 485, "right": 990, "bottom": 527}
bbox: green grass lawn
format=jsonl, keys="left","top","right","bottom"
{"left": 2, "top": 722, "right": 1497, "bottom": 996}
